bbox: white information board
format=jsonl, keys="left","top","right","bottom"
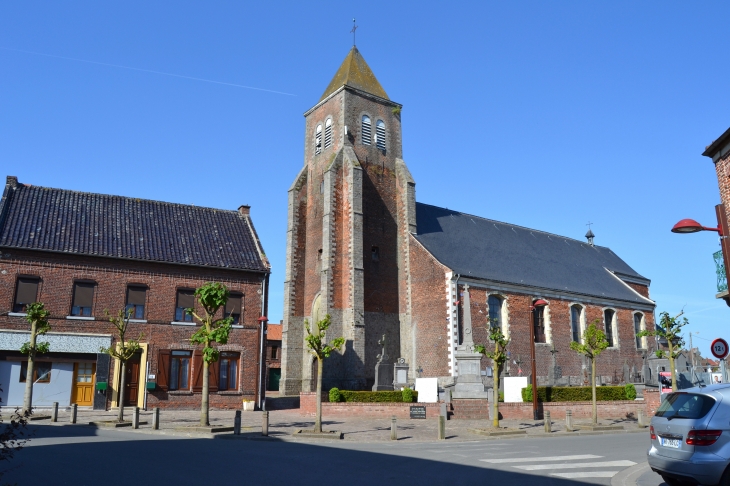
{"left": 503, "top": 376, "right": 529, "bottom": 403}
{"left": 415, "top": 377, "right": 439, "bottom": 403}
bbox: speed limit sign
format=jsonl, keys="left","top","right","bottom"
{"left": 711, "top": 338, "right": 729, "bottom": 360}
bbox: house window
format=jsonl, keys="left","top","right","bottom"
{"left": 604, "top": 309, "right": 615, "bottom": 347}
{"left": 271, "top": 346, "right": 279, "bottom": 359}
{"left": 219, "top": 352, "right": 239, "bottom": 391}
{"left": 375, "top": 120, "right": 386, "bottom": 150}
{"left": 225, "top": 294, "right": 242, "bottom": 325}
{"left": 125, "top": 286, "right": 147, "bottom": 320}
{"left": 324, "top": 119, "right": 333, "bottom": 149}
{"left": 571, "top": 305, "right": 582, "bottom": 343}
{"left": 362, "top": 115, "right": 372, "bottom": 145}
{"left": 314, "top": 124, "right": 322, "bottom": 155}
{"left": 488, "top": 295, "right": 502, "bottom": 331}
{"left": 71, "top": 282, "right": 95, "bottom": 317}
{"left": 169, "top": 351, "right": 192, "bottom": 391}
{"left": 371, "top": 246, "right": 380, "bottom": 262}
{"left": 20, "top": 361, "right": 51, "bottom": 383}
{"left": 13, "top": 277, "right": 39, "bottom": 313}
{"left": 634, "top": 313, "right": 644, "bottom": 349}
{"left": 175, "top": 289, "right": 195, "bottom": 322}
{"left": 533, "top": 305, "right": 546, "bottom": 343}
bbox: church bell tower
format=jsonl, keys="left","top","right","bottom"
{"left": 279, "top": 46, "right": 417, "bottom": 394}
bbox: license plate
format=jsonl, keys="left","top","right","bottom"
{"left": 661, "top": 437, "right": 681, "bottom": 449}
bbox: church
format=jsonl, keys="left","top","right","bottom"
{"left": 279, "top": 47, "right": 656, "bottom": 395}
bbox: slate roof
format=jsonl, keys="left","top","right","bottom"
{"left": 320, "top": 47, "right": 389, "bottom": 102}
{"left": 414, "top": 203, "right": 653, "bottom": 306}
{"left": 0, "top": 177, "right": 269, "bottom": 272}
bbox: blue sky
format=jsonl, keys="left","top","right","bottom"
{"left": 2, "top": 2, "right": 729, "bottom": 357}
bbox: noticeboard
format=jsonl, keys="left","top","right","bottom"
{"left": 410, "top": 406, "right": 427, "bottom": 419}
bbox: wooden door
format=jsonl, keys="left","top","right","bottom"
{"left": 72, "top": 362, "right": 96, "bottom": 406}
{"left": 268, "top": 368, "right": 281, "bottom": 391}
{"left": 123, "top": 354, "right": 141, "bottom": 406}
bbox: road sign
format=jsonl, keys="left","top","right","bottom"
{"left": 711, "top": 338, "right": 729, "bottom": 360}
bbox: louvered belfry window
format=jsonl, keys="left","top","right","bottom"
{"left": 376, "top": 120, "right": 386, "bottom": 150}
{"left": 324, "top": 119, "right": 332, "bottom": 149}
{"left": 361, "top": 115, "right": 371, "bottom": 145}
{"left": 315, "top": 124, "right": 322, "bottom": 155}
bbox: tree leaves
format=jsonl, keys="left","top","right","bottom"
{"left": 638, "top": 311, "right": 687, "bottom": 360}
{"left": 569, "top": 320, "right": 609, "bottom": 359}
{"left": 304, "top": 314, "right": 344, "bottom": 360}
{"left": 188, "top": 282, "right": 233, "bottom": 364}
{"left": 475, "top": 324, "right": 510, "bottom": 367}
{"left": 100, "top": 308, "right": 142, "bottom": 362}
{"left": 24, "top": 303, "right": 50, "bottom": 336}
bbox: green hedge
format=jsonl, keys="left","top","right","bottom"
{"left": 521, "top": 384, "right": 628, "bottom": 402}
{"left": 328, "top": 389, "right": 419, "bottom": 403}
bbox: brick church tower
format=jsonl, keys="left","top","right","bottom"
{"left": 279, "top": 47, "right": 416, "bottom": 394}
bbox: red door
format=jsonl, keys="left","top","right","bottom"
{"left": 123, "top": 354, "right": 141, "bottom": 406}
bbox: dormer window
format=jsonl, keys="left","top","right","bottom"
{"left": 362, "top": 115, "right": 371, "bottom": 145}
{"left": 376, "top": 120, "right": 386, "bottom": 150}
{"left": 315, "top": 124, "right": 322, "bottom": 155}
{"left": 324, "top": 119, "right": 333, "bottom": 149}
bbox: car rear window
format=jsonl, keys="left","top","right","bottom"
{"left": 655, "top": 393, "right": 716, "bottom": 419}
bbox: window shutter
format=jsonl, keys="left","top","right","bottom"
{"left": 209, "top": 359, "right": 219, "bottom": 393}
{"left": 177, "top": 290, "right": 195, "bottom": 309}
{"left": 127, "top": 286, "right": 146, "bottom": 305}
{"left": 192, "top": 351, "right": 204, "bottom": 392}
{"left": 324, "top": 119, "right": 332, "bottom": 148}
{"left": 376, "top": 120, "right": 386, "bottom": 150}
{"left": 157, "top": 350, "right": 171, "bottom": 391}
{"left": 73, "top": 282, "right": 95, "bottom": 307}
{"left": 315, "top": 125, "right": 322, "bottom": 155}
{"left": 362, "top": 116, "right": 371, "bottom": 145}
{"left": 226, "top": 295, "right": 242, "bottom": 314}
{"left": 15, "top": 278, "right": 39, "bottom": 304}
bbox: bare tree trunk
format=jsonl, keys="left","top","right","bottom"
{"left": 201, "top": 359, "right": 210, "bottom": 426}
{"left": 315, "top": 356, "right": 323, "bottom": 433}
{"left": 591, "top": 357, "right": 597, "bottom": 425}
{"left": 118, "top": 361, "right": 127, "bottom": 423}
{"left": 22, "top": 321, "right": 38, "bottom": 414}
{"left": 492, "top": 363, "right": 500, "bottom": 428}
{"left": 668, "top": 341, "right": 677, "bottom": 392}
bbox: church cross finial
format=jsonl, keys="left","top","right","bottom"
{"left": 351, "top": 18, "right": 358, "bottom": 46}
{"left": 586, "top": 221, "right": 593, "bottom": 230}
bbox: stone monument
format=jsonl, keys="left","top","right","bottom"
{"left": 372, "top": 334, "right": 394, "bottom": 391}
{"left": 452, "top": 285, "right": 490, "bottom": 399}
{"left": 393, "top": 358, "right": 410, "bottom": 389}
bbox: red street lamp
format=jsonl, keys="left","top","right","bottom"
{"left": 529, "top": 299, "right": 549, "bottom": 421}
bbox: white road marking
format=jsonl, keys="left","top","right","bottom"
{"left": 514, "top": 460, "right": 636, "bottom": 471}
{"left": 481, "top": 454, "right": 602, "bottom": 464}
{"left": 551, "top": 472, "right": 620, "bottom": 478}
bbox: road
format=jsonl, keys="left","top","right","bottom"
{"left": 2, "top": 425, "right": 658, "bottom": 485}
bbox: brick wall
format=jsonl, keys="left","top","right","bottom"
{"left": 451, "top": 399, "right": 651, "bottom": 420}
{"left": 299, "top": 392, "right": 440, "bottom": 418}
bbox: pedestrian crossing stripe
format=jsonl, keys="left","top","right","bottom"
{"left": 480, "top": 454, "right": 601, "bottom": 464}
{"left": 551, "top": 472, "right": 621, "bottom": 479}
{"left": 514, "top": 460, "right": 636, "bottom": 471}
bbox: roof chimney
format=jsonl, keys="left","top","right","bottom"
{"left": 6, "top": 176, "right": 18, "bottom": 188}
{"left": 238, "top": 205, "right": 250, "bottom": 216}
{"left": 585, "top": 228, "right": 595, "bottom": 246}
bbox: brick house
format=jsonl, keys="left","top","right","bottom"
{"left": 266, "top": 321, "right": 282, "bottom": 392}
{"left": 703, "top": 127, "right": 730, "bottom": 305}
{"left": 280, "top": 47, "right": 656, "bottom": 394}
{"left": 0, "top": 176, "right": 270, "bottom": 410}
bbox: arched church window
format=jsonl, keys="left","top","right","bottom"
{"left": 361, "top": 115, "right": 371, "bottom": 145}
{"left": 571, "top": 305, "right": 583, "bottom": 343}
{"left": 488, "top": 295, "right": 502, "bottom": 331}
{"left": 376, "top": 120, "right": 386, "bottom": 150}
{"left": 314, "top": 124, "right": 322, "bottom": 155}
{"left": 324, "top": 119, "right": 333, "bottom": 149}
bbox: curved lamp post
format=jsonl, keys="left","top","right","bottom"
{"left": 529, "top": 299, "right": 549, "bottom": 420}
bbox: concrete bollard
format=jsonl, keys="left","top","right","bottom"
{"left": 440, "top": 402, "right": 448, "bottom": 421}
{"left": 565, "top": 409, "right": 573, "bottom": 432}
{"left": 71, "top": 404, "right": 77, "bottom": 424}
{"left": 544, "top": 410, "right": 551, "bottom": 433}
{"left": 234, "top": 410, "right": 241, "bottom": 435}
{"left": 51, "top": 402, "right": 58, "bottom": 423}
{"left": 133, "top": 407, "right": 140, "bottom": 429}
{"left": 262, "top": 411, "right": 269, "bottom": 437}
{"left": 152, "top": 407, "right": 160, "bottom": 430}
{"left": 637, "top": 409, "right": 646, "bottom": 428}
{"left": 391, "top": 416, "right": 397, "bottom": 441}
{"left": 438, "top": 415, "right": 446, "bottom": 440}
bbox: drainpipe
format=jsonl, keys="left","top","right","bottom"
{"left": 453, "top": 274, "right": 461, "bottom": 378}
{"left": 257, "top": 276, "right": 268, "bottom": 410}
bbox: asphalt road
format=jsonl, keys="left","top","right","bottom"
{"left": 1, "top": 425, "right": 658, "bottom": 485}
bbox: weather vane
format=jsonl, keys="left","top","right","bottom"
{"left": 351, "top": 18, "right": 358, "bottom": 46}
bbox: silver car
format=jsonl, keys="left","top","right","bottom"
{"left": 648, "top": 385, "right": 730, "bottom": 485}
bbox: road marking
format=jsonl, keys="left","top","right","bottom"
{"left": 514, "top": 460, "right": 636, "bottom": 471}
{"left": 551, "top": 472, "right": 620, "bottom": 478}
{"left": 480, "top": 454, "right": 602, "bottom": 464}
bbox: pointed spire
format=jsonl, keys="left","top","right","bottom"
{"left": 585, "top": 228, "right": 595, "bottom": 246}
{"left": 320, "top": 47, "right": 389, "bottom": 102}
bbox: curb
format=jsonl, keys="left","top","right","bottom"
{"left": 612, "top": 461, "right": 650, "bottom": 486}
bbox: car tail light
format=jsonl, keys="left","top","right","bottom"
{"left": 650, "top": 425, "right": 656, "bottom": 440}
{"left": 686, "top": 430, "right": 722, "bottom": 446}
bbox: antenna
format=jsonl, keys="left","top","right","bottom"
{"left": 351, "top": 18, "right": 358, "bottom": 46}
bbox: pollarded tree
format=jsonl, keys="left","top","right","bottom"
{"left": 638, "top": 311, "right": 687, "bottom": 392}
{"left": 188, "top": 282, "right": 233, "bottom": 427}
{"left": 304, "top": 314, "right": 344, "bottom": 434}
{"left": 100, "top": 308, "right": 141, "bottom": 423}
{"left": 570, "top": 320, "right": 609, "bottom": 425}
{"left": 475, "top": 325, "right": 509, "bottom": 429}
{"left": 20, "top": 302, "right": 51, "bottom": 414}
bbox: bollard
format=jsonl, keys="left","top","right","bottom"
{"left": 51, "top": 402, "right": 58, "bottom": 423}
{"left": 133, "top": 407, "right": 140, "bottom": 429}
{"left": 262, "top": 411, "right": 269, "bottom": 437}
{"left": 637, "top": 409, "right": 645, "bottom": 428}
{"left": 438, "top": 415, "right": 446, "bottom": 440}
{"left": 71, "top": 404, "right": 77, "bottom": 424}
{"left": 234, "top": 410, "right": 241, "bottom": 435}
{"left": 391, "top": 416, "right": 397, "bottom": 441}
{"left": 152, "top": 407, "right": 160, "bottom": 430}
{"left": 440, "top": 402, "right": 448, "bottom": 421}
{"left": 565, "top": 409, "right": 573, "bottom": 432}
{"left": 544, "top": 410, "right": 551, "bottom": 433}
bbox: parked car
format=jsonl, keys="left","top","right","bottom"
{"left": 648, "top": 384, "right": 730, "bottom": 485}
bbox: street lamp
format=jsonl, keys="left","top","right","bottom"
{"left": 529, "top": 299, "right": 549, "bottom": 420}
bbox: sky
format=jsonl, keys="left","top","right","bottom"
{"left": 2, "top": 2, "right": 730, "bottom": 358}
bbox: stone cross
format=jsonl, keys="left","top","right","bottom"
{"left": 376, "top": 334, "right": 388, "bottom": 362}
{"left": 461, "top": 284, "right": 474, "bottom": 350}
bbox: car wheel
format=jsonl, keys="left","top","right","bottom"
{"left": 718, "top": 467, "right": 730, "bottom": 486}
{"left": 660, "top": 475, "right": 682, "bottom": 486}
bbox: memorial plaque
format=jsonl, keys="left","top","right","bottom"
{"left": 410, "top": 406, "right": 427, "bottom": 419}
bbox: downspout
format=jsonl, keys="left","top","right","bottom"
{"left": 258, "top": 276, "right": 268, "bottom": 410}
{"left": 453, "top": 274, "right": 461, "bottom": 378}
